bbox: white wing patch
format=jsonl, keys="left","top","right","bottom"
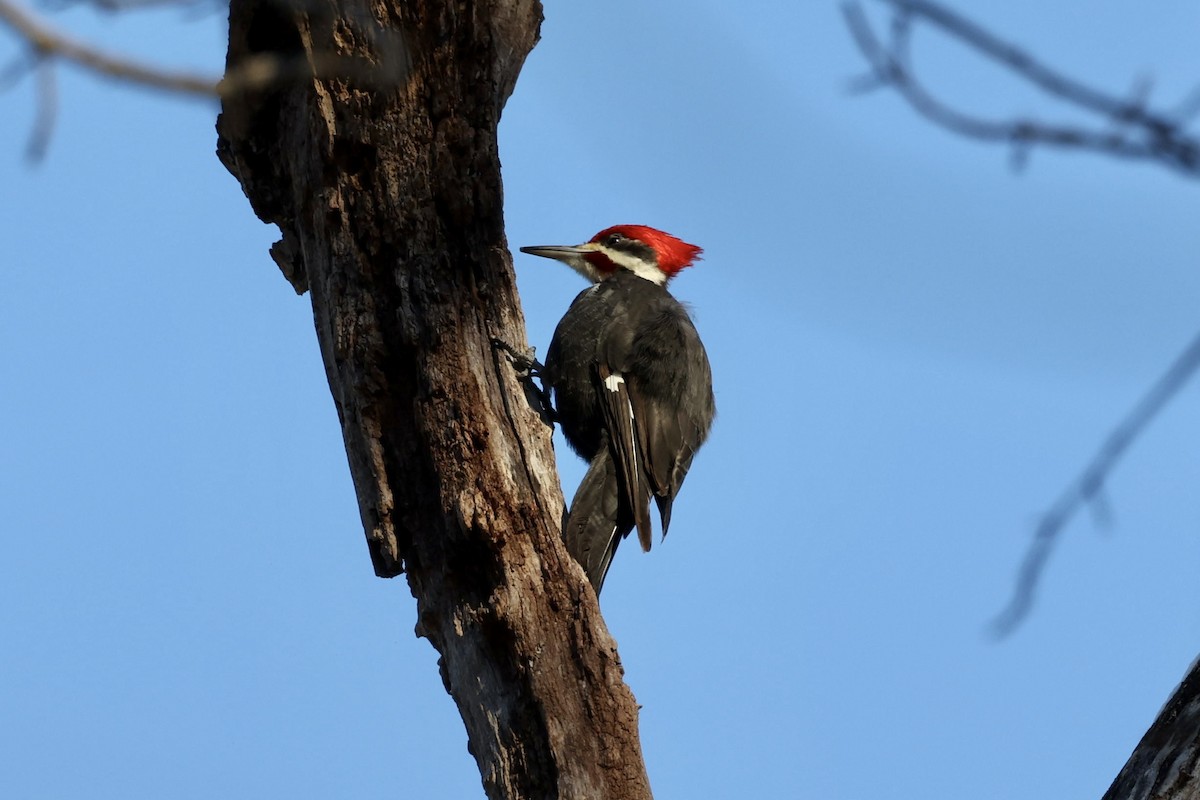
{"left": 604, "top": 372, "right": 639, "bottom": 480}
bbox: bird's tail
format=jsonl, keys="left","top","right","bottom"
{"left": 563, "top": 448, "right": 631, "bottom": 595}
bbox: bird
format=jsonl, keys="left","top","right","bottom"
{"left": 519, "top": 225, "right": 715, "bottom": 594}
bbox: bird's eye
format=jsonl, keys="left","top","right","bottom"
{"left": 605, "top": 233, "right": 624, "bottom": 247}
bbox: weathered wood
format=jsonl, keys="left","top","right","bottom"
{"left": 1104, "top": 657, "right": 1200, "bottom": 800}
{"left": 216, "top": 2, "right": 653, "bottom": 797}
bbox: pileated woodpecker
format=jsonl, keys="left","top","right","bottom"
{"left": 520, "top": 225, "right": 715, "bottom": 594}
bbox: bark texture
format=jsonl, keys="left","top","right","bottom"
{"left": 1104, "top": 657, "right": 1200, "bottom": 800}
{"left": 216, "top": 2, "right": 653, "bottom": 797}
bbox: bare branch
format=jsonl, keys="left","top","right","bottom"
{"left": 0, "top": 0, "right": 410, "bottom": 158}
{"left": 841, "top": 0, "right": 1200, "bottom": 636}
{"left": 0, "top": 0, "right": 222, "bottom": 94}
{"left": 841, "top": 0, "right": 1200, "bottom": 178}
{"left": 990, "top": 330, "right": 1200, "bottom": 637}
{"left": 0, "top": 0, "right": 404, "bottom": 99}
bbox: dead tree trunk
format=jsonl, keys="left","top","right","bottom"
{"left": 215, "top": 2, "right": 653, "bottom": 798}
{"left": 1103, "top": 657, "right": 1200, "bottom": 800}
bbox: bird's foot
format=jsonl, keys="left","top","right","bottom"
{"left": 492, "top": 338, "right": 544, "bottom": 378}
{"left": 491, "top": 337, "right": 557, "bottom": 426}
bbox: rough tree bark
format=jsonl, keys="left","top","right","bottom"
{"left": 1103, "top": 657, "right": 1200, "bottom": 800}
{"left": 215, "top": 1, "right": 653, "bottom": 798}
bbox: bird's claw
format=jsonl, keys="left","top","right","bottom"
{"left": 491, "top": 337, "right": 544, "bottom": 378}
{"left": 492, "top": 337, "right": 557, "bottom": 426}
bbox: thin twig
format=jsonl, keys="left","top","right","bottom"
{"left": 27, "top": 57, "right": 55, "bottom": 160}
{"left": 990, "top": 331, "right": 1200, "bottom": 637}
{"left": 841, "top": 0, "right": 1200, "bottom": 177}
{"left": 0, "top": 0, "right": 221, "bottom": 94}
{"left": 877, "top": 0, "right": 1161, "bottom": 126}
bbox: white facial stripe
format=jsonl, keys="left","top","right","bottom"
{"left": 604, "top": 373, "right": 624, "bottom": 392}
{"left": 593, "top": 244, "right": 668, "bottom": 285}
{"left": 625, "top": 260, "right": 668, "bottom": 285}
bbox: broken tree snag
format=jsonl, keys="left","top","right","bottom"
{"left": 1103, "top": 658, "right": 1200, "bottom": 800}
{"left": 216, "top": 1, "right": 654, "bottom": 798}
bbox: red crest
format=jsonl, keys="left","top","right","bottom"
{"left": 590, "top": 225, "right": 703, "bottom": 277}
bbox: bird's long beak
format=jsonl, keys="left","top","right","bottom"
{"left": 519, "top": 244, "right": 591, "bottom": 261}
{"left": 519, "top": 242, "right": 603, "bottom": 283}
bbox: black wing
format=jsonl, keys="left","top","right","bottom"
{"left": 625, "top": 302, "right": 715, "bottom": 539}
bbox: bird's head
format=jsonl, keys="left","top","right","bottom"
{"left": 520, "top": 225, "right": 703, "bottom": 285}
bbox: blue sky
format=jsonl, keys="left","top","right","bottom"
{"left": 2, "top": 1, "right": 1198, "bottom": 798}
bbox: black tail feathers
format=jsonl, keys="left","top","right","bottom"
{"left": 562, "top": 449, "right": 632, "bottom": 595}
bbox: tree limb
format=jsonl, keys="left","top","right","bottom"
{"left": 3, "top": 0, "right": 656, "bottom": 792}
{"left": 1103, "top": 655, "right": 1200, "bottom": 800}
{"left": 217, "top": 1, "right": 653, "bottom": 797}
{"left": 0, "top": 0, "right": 398, "bottom": 157}
{"left": 0, "top": 0, "right": 222, "bottom": 94}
